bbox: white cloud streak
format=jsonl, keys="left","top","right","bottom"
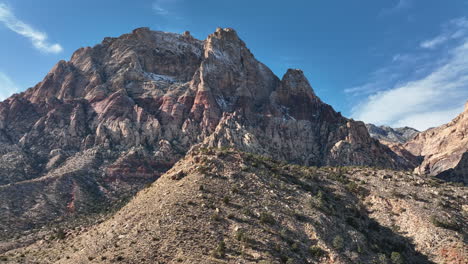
{"left": 380, "top": 0, "right": 412, "bottom": 16}
{"left": 420, "top": 17, "right": 468, "bottom": 49}
{"left": 420, "top": 35, "right": 449, "bottom": 49}
{"left": 152, "top": 0, "right": 179, "bottom": 16}
{"left": 0, "top": 3, "right": 63, "bottom": 54}
{"left": 351, "top": 17, "right": 468, "bottom": 131}
{"left": 152, "top": 3, "right": 169, "bottom": 15}
{"left": 0, "top": 72, "right": 18, "bottom": 101}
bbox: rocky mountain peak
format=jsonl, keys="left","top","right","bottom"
{"left": 196, "top": 27, "right": 278, "bottom": 110}
{"left": 280, "top": 68, "right": 316, "bottom": 96}
{"left": 213, "top": 27, "right": 240, "bottom": 40}
{"left": 0, "top": 27, "right": 413, "bottom": 242}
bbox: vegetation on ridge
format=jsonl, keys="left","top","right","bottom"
{"left": 3, "top": 147, "right": 465, "bottom": 263}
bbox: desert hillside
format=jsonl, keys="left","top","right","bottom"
{"left": 3, "top": 148, "right": 465, "bottom": 264}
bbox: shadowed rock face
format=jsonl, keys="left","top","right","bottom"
{"left": 0, "top": 27, "right": 410, "bottom": 239}
{"left": 436, "top": 151, "right": 468, "bottom": 184}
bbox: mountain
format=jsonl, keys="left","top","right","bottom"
{"left": 365, "top": 124, "right": 423, "bottom": 171}
{"left": 4, "top": 148, "right": 466, "bottom": 264}
{"left": 403, "top": 101, "right": 468, "bottom": 183}
{"left": 1, "top": 27, "right": 466, "bottom": 264}
{"left": 365, "top": 124, "right": 419, "bottom": 144}
{"left": 0, "top": 27, "right": 410, "bottom": 243}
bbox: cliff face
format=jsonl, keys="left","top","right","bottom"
{"left": 403, "top": 102, "right": 468, "bottom": 182}
{"left": 0, "top": 27, "right": 410, "bottom": 239}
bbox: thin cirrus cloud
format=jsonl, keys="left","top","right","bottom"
{"left": 380, "top": 0, "right": 412, "bottom": 16}
{"left": 420, "top": 18, "right": 468, "bottom": 49}
{"left": 152, "top": 0, "right": 181, "bottom": 16}
{"left": 0, "top": 3, "right": 63, "bottom": 54}
{"left": 350, "top": 17, "right": 468, "bottom": 131}
{"left": 0, "top": 72, "right": 18, "bottom": 101}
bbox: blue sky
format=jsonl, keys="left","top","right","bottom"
{"left": 1, "top": 0, "right": 468, "bottom": 130}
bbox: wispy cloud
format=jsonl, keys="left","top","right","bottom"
{"left": 420, "top": 35, "right": 449, "bottom": 49}
{"left": 420, "top": 18, "right": 468, "bottom": 49}
{"left": 152, "top": 0, "right": 181, "bottom": 16}
{"left": 380, "top": 0, "right": 412, "bottom": 16}
{"left": 0, "top": 3, "right": 62, "bottom": 54}
{"left": 350, "top": 17, "right": 468, "bottom": 131}
{"left": 152, "top": 2, "right": 169, "bottom": 15}
{"left": 0, "top": 72, "right": 18, "bottom": 101}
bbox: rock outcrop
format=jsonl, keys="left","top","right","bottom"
{"left": 0, "top": 27, "right": 411, "bottom": 241}
{"left": 437, "top": 151, "right": 468, "bottom": 184}
{"left": 404, "top": 101, "right": 468, "bottom": 181}
{"left": 366, "top": 124, "right": 419, "bottom": 144}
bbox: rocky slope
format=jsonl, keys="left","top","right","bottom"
{"left": 404, "top": 101, "right": 468, "bottom": 183}
{"left": 3, "top": 148, "right": 466, "bottom": 264}
{"left": 365, "top": 124, "right": 419, "bottom": 144}
{"left": 0, "top": 27, "right": 410, "bottom": 242}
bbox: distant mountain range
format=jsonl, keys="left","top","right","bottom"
{"left": 365, "top": 124, "right": 419, "bottom": 144}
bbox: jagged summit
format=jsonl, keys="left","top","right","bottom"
{"left": 281, "top": 69, "right": 316, "bottom": 96}
{"left": 213, "top": 27, "right": 240, "bottom": 40}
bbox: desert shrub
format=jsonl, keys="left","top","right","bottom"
{"left": 236, "top": 229, "right": 245, "bottom": 240}
{"left": 430, "top": 216, "right": 460, "bottom": 231}
{"left": 329, "top": 168, "right": 349, "bottom": 184}
{"left": 346, "top": 182, "right": 359, "bottom": 192}
{"left": 309, "top": 246, "right": 327, "bottom": 258}
{"left": 279, "top": 228, "right": 294, "bottom": 245}
{"left": 332, "top": 235, "right": 344, "bottom": 250}
{"left": 235, "top": 229, "right": 253, "bottom": 245}
{"left": 212, "top": 241, "right": 226, "bottom": 259}
{"left": 293, "top": 211, "right": 308, "bottom": 222}
{"left": 391, "top": 190, "right": 405, "bottom": 199}
{"left": 291, "top": 242, "right": 300, "bottom": 252}
{"left": 260, "top": 212, "right": 276, "bottom": 225}
{"left": 211, "top": 212, "right": 222, "bottom": 221}
{"left": 377, "top": 253, "right": 388, "bottom": 263}
{"left": 242, "top": 208, "right": 254, "bottom": 218}
{"left": 56, "top": 228, "right": 66, "bottom": 240}
{"left": 391, "top": 252, "right": 404, "bottom": 264}
{"left": 231, "top": 186, "right": 240, "bottom": 194}
{"left": 309, "top": 190, "right": 329, "bottom": 212}
{"left": 196, "top": 165, "right": 210, "bottom": 175}
{"left": 346, "top": 216, "right": 359, "bottom": 229}
{"left": 222, "top": 196, "right": 230, "bottom": 204}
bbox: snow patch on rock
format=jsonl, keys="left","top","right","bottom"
{"left": 144, "top": 72, "right": 177, "bottom": 83}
